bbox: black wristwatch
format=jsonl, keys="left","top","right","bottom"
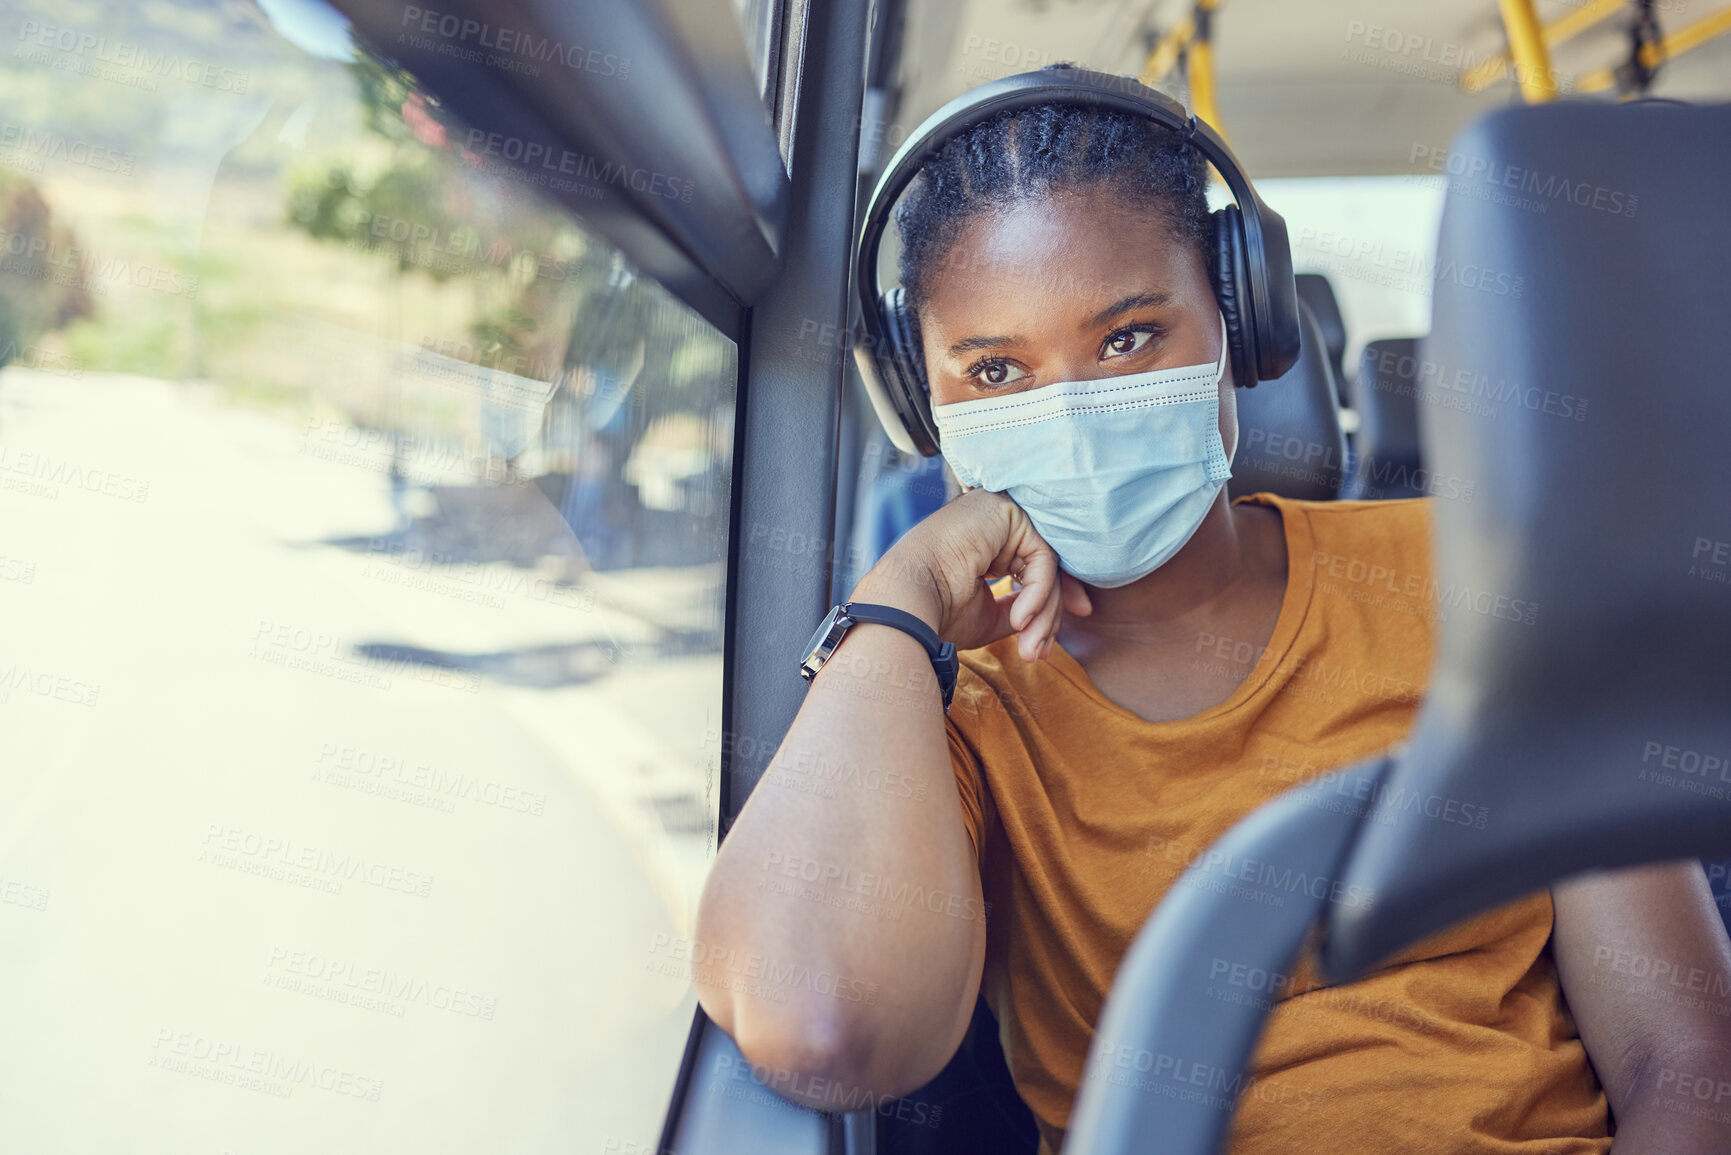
{"left": 799, "top": 602, "right": 959, "bottom": 709}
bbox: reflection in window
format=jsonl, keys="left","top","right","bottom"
{"left": 0, "top": 3, "right": 731, "bottom": 1152}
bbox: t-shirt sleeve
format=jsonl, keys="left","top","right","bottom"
{"left": 944, "top": 701, "right": 989, "bottom": 867}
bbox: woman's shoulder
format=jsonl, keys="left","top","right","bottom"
{"left": 1241, "top": 493, "right": 1442, "bottom": 660}
{"left": 1241, "top": 492, "right": 1434, "bottom": 569}
{"left": 1238, "top": 490, "right": 1432, "bottom": 526}
{"left": 1301, "top": 493, "right": 1434, "bottom": 527}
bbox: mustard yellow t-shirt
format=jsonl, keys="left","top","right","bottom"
{"left": 945, "top": 493, "right": 1610, "bottom": 1155}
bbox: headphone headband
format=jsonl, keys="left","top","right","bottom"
{"left": 853, "top": 65, "right": 1299, "bottom": 456}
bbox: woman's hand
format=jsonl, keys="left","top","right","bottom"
{"left": 854, "top": 489, "right": 1093, "bottom": 662}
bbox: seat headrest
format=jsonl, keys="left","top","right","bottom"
{"left": 1343, "top": 337, "right": 1427, "bottom": 500}
{"left": 1294, "top": 273, "right": 1348, "bottom": 401}
{"left": 1228, "top": 298, "right": 1346, "bottom": 503}
{"left": 1322, "top": 99, "right": 1731, "bottom": 980}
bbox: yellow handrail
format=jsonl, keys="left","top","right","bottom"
{"left": 1498, "top": 0, "right": 1562, "bottom": 101}
{"left": 1139, "top": 15, "right": 1195, "bottom": 86}
{"left": 1189, "top": 34, "right": 1225, "bottom": 139}
{"left": 1461, "top": 0, "right": 1623, "bottom": 94}
{"left": 1138, "top": 0, "right": 1227, "bottom": 140}
{"left": 1577, "top": 4, "right": 1731, "bottom": 91}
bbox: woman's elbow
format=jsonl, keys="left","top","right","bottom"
{"left": 701, "top": 992, "right": 938, "bottom": 1112}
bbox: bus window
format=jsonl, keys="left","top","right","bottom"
{"left": 731, "top": 0, "right": 783, "bottom": 100}
{"left": 1254, "top": 176, "right": 1447, "bottom": 375}
{"left": 0, "top": 4, "right": 732, "bottom": 1152}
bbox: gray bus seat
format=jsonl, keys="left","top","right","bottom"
{"left": 1326, "top": 95, "right": 1731, "bottom": 974}
{"left": 1342, "top": 337, "right": 1427, "bottom": 500}
{"left": 1294, "top": 272, "right": 1349, "bottom": 406}
{"left": 1228, "top": 299, "right": 1348, "bottom": 502}
{"left": 1063, "top": 96, "right": 1731, "bottom": 1155}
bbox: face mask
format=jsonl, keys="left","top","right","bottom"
{"left": 932, "top": 313, "right": 1233, "bottom": 589}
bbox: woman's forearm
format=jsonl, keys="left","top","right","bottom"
{"left": 692, "top": 570, "right": 986, "bottom": 1110}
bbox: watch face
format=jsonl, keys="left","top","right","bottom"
{"left": 799, "top": 606, "right": 852, "bottom": 681}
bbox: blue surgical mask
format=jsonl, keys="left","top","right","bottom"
{"left": 932, "top": 313, "right": 1233, "bottom": 589}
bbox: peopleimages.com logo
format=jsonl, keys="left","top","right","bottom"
{"left": 16, "top": 20, "right": 250, "bottom": 92}
{"left": 398, "top": 6, "right": 630, "bottom": 79}
{"left": 464, "top": 130, "right": 693, "bottom": 203}
{"left": 0, "top": 120, "right": 134, "bottom": 174}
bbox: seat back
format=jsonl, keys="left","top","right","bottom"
{"left": 1228, "top": 299, "right": 1347, "bottom": 502}
{"left": 1343, "top": 337, "right": 1428, "bottom": 500}
{"left": 1323, "top": 98, "right": 1731, "bottom": 978}
{"left": 1294, "top": 272, "right": 1349, "bottom": 404}
{"left": 1066, "top": 99, "right": 1731, "bottom": 1155}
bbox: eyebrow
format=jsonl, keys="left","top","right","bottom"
{"left": 943, "top": 291, "right": 1173, "bottom": 359}
{"left": 947, "top": 333, "right": 1020, "bottom": 357}
{"left": 1089, "top": 291, "right": 1170, "bottom": 326}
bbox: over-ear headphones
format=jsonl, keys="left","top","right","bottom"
{"left": 853, "top": 65, "right": 1301, "bottom": 457}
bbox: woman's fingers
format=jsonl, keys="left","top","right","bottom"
{"left": 1010, "top": 544, "right": 1065, "bottom": 662}
{"left": 1009, "top": 577, "right": 1040, "bottom": 633}
{"left": 1014, "top": 524, "right": 1059, "bottom": 601}
{"left": 1012, "top": 583, "right": 1052, "bottom": 655}
{"left": 993, "top": 504, "right": 1065, "bottom": 662}
{"left": 922, "top": 492, "right": 1071, "bottom": 660}
{"left": 1024, "top": 585, "right": 1064, "bottom": 663}
{"left": 1061, "top": 573, "right": 1093, "bottom": 617}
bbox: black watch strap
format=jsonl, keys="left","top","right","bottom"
{"left": 845, "top": 602, "right": 960, "bottom": 710}
{"left": 803, "top": 601, "right": 960, "bottom": 709}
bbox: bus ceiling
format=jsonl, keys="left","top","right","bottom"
{"left": 893, "top": 0, "right": 1731, "bottom": 179}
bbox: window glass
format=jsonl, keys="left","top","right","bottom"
{"left": 730, "top": 0, "right": 781, "bottom": 99}
{"left": 0, "top": 3, "right": 732, "bottom": 1151}
{"left": 1254, "top": 176, "right": 1448, "bottom": 364}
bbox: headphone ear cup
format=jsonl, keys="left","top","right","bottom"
{"left": 881, "top": 288, "right": 941, "bottom": 453}
{"left": 1211, "top": 206, "right": 1257, "bottom": 388}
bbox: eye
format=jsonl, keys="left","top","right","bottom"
{"left": 966, "top": 358, "right": 1030, "bottom": 389}
{"left": 1102, "top": 325, "right": 1160, "bottom": 360}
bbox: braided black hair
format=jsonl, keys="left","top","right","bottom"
{"left": 894, "top": 78, "right": 1212, "bottom": 313}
